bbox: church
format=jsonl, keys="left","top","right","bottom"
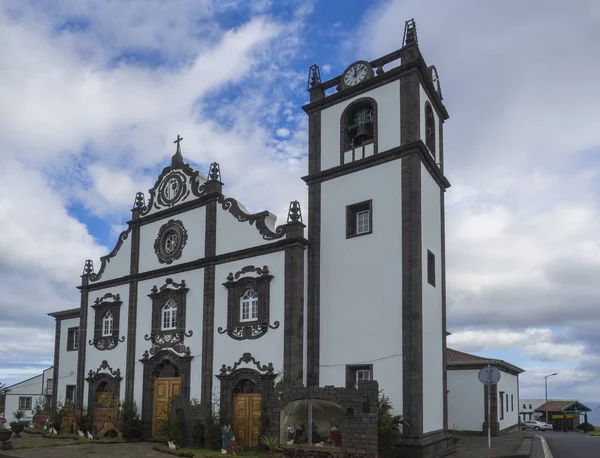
{"left": 48, "top": 19, "right": 453, "bottom": 458}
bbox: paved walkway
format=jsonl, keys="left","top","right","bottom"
{"left": 0, "top": 433, "right": 165, "bottom": 458}
{"left": 454, "top": 430, "right": 530, "bottom": 457}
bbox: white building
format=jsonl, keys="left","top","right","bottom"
{"left": 2, "top": 367, "right": 53, "bottom": 423}
{"left": 48, "top": 20, "right": 453, "bottom": 458}
{"left": 519, "top": 399, "right": 544, "bottom": 423}
{"left": 447, "top": 348, "right": 524, "bottom": 435}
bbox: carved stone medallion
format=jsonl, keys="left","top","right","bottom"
{"left": 154, "top": 219, "right": 188, "bottom": 264}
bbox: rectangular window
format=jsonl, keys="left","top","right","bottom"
{"left": 346, "top": 200, "right": 373, "bottom": 238}
{"left": 529, "top": 404, "right": 532, "bottom": 409}
{"left": 46, "top": 379, "right": 53, "bottom": 395}
{"left": 345, "top": 364, "right": 373, "bottom": 389}
{"left": 523, "top": 403, "right": 526, "bottom": 409}
{"left": 19, "top": 397, "right": 32, "bottom": 410}
{"left": 427, "top": 250, "right": 436, "bottom": 286}
{"left": 499, "top": 391, "right": 505, "bottom": 420}
{"left": 67, "top": 327, "right": 79, "bottom": 352}
{"left": 511, "top": 395, "right": 514, "bottom": 411}
{"left": 240, "top": 291, "right": 259, "bottom": 323}
{"left": 66, "top": 385, "right": 76, "bottom": 402}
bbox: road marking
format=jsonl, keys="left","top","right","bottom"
{"left": 537, "top": 435, "right": 553, "bottom": 458}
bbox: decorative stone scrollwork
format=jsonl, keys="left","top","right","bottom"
{"left": 218, "top": 196, "right": 286, "bottom": 241}
{"left": 88, "top": 336, "right": 125, "bottom": 351}
{"left": 220, "top": 265, "right": 277, "bottom": 341}
{"left": 86, "top": 360, "right": 122, "bottom": 380}
{"left": 144, "top": 330, "right": 193, "bottom": 356}
{"left": 218, "top": 352, "right": 275, "bottom": 376}
{"left": 87, "top": 230, "right": 130, "bottom": 282}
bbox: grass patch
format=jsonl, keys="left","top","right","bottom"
{"left": 24, "top": 428, "right": 47, "bottom": 434}
{"left": 588, "top": 431, "right": 600, "bottom": 437}
{"left": 14, "top": 438, "right": 123, "bottom": 449}
{"left": 152, "top": 445, "right": 272, "bottom": 458}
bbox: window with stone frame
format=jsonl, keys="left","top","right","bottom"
{"left": 66, "top": 385, "right": 76, "bottom": 403}
{"left": 339, "top": 97, "right": 378, "bottom": 165}
{"left": 90, "top": 293, "right": 123, "bottom": 351}
{"left": 345, "top": 364, "right": 373, "bottom": 389}
{"left": 346, "top": 200, "right": 373, "bottom": 238}
{"left": 220, "top": 266, "right": 277, "bottom": 341}
{"left": 67, "top": 327, "right": 79, "bottom": 351}
{"left": 146, "top": 279, "right": 191, "bottom": 355}
{"left": 425, "top": 101, "right": 436, "bottom": 157}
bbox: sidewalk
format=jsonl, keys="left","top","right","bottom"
{"left": 454, "top": 431, "right": 531, "bottom": 458}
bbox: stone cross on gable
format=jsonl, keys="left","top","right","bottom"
{"left": 171, "top": 134, "right": 184, "bottom": 165}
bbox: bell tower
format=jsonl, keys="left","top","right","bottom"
{"left": 302, "top": 19, "right": 453, "bottom": 458}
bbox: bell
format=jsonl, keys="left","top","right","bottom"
{"left": 353, "top": 124, "right": 372, "bottom": 146}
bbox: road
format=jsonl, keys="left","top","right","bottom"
{"left": 540, "top": 431, "right": 600, "bottom": 457}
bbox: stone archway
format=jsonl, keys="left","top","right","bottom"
{"left": 86, "top": 361, "right": 122, "bottom": 435}
{"left": 217, "top": 353, "right": 276, "bottom": 447}
{"left": 140, "top": 349, "right": 192, "bottom": 438}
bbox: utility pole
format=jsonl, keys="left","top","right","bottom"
{"left": 544, "top": 373, "right": 558, "bottom": 425}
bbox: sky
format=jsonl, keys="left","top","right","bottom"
{"left": 1, "top": 0, "right": 599, "bottom": 422}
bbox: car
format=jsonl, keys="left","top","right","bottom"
{"left": 522, "top": 420, "right": 553, "bottom": 431}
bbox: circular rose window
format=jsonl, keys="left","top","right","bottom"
{"left": 154, "top": 220, "right": 188, "bottom": 264}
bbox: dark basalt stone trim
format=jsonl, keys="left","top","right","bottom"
{"left": 47, "top": 308, "right": 80, "bottom": 319}
{"left": 306, "top": 183, "right": 321, "bottom": 387}
{"left": 51, "top": 319, "right": 61, "bottom": 411}
{"left": 76, "top": 277, "right": 90, "bottom": 407}
{"left": 283, "top": 231, "right": 305, "bottom": 384}
{"left": 125, "top": 218, "right": 140, "bottom": 405}
{"left": 89, "top": 229, "right": 131, "bottom": 282}
{"left": 441, "top": 190, "right": 448, "bottom": 431}
{"left": 86, "top": 370, "right": 121, "bottom": 419}
{"left": 308, "top": 111, "right": 321, "bottom": 175}
{"left": 303, "top": 59, "right": 449, "bottom": 121}
{"left": 402, "top": 153, "right": 423, "bottom": 438}
{"left": 89, "top": 294, "right": 123, "bottom": 351}
{"left": 201, "top": 198, "right": 217, "bottom": 408}
{"left": 154, "top": 219, "right": 188, "bottom": 265}
{"left": 302, "top": 141, "right": 450, "bottom": 189}
{"left": 128, "top": 192, "right": 218, "bottom": 227}
{"left": 79, "top": 237, "right": 308, "bottom": 292}
{"left": 401, "top": 65, "right": 424, "bottom": 439}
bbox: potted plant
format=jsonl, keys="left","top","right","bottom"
{"left": 9, "top": 410, "right": 27, "bottom": 437}
{"left": 260, "top": 436, "right": 280, "bottom": 457}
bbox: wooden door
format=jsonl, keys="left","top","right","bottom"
{"left": 153, "top": 377, "right": 182, "bottom": 438}
{"left": 233, "top": 393, "right": 262, "bottom": 447}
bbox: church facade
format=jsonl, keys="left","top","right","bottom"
{"left": 49, "top": 20, "right": 452, "bottom": 457}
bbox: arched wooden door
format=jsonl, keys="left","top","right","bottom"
{"left": 152, "top": 360, "right": 182, "bottom": 438}
{"left": 233, "top": 379, "right": 261, "bottom": 447}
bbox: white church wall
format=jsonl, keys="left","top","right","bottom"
{"left": 419, "top": 86, "right": 441, "bottom": 163}
{"left": 497, "top": 371, "right": 519, "bottom": 431}
{"left": 58, "top": 316, "right": 79, "bottom": 404}
{"left": 318, "top": 162, "right": 403, "bottom": 415}
{"left": 94, "top": 229, "right": 132, "bottom": 283}
{"left": 134, "top": 269, "right": 205, "bottom": 406}
{"left": 84, "top": 284, "right": 129, "bottom": 405}
{"left": 212, "top": 251, "right": 286, "bottom": 406}
{"left": 138, "top": 206, "right": 206, "bottom": 273}
{"left": 320, "top": 80, "right": 401, "bottom": 170}
{"left": 447, "top": 369, "right": 484, "bottom": 431}
{"left": 420, "top": 164, "right": 444, "bottom": 433}
{"left": 215, "top": 203, "right": 281, "bottom": 255}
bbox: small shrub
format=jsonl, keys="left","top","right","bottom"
{"left": 378, "top": 391, "right": 407, "bottom": 457}
{"left": 203, "top": 407, "right": 222, "bottom": 450}
{"left": 171, "top": 409, "right": 185, "bottom": 448}
{"left": 577, "top": 422, "right": 595, "bottom": 432}
{"left": 191, "top": 419, "right": 205, "bottom": 447}
{"left": 119, "top": 400, "right": 143, "bottom": 440}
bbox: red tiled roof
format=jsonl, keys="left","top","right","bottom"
{"left": 446, "top": 348, "right": 525, "bottom": 374}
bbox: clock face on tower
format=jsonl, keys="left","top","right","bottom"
{"left": 341, "top": 60, "right": 373, "bottom": 89}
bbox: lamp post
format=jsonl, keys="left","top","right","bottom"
{"left": 544, "top": 373, "right": 558, "bottom": 424}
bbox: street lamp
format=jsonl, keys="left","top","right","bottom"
{"left": 544, "top": 373, "right": 558, "bottom": 424}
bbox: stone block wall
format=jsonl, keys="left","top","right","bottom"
{"left": 264, "top": 380, "right": 379, "bottom": 458}
{"left": 169, "top": 395, "right": 205, "bottom": 446}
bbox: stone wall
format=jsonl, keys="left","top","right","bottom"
{"left": 264, "top": 381, "right": 379, "bottom": 458}
{"left": 169, "top": 395, "right": 205, "bottom": 446}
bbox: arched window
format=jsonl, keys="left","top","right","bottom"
{"left": 162, "top": 299, "right": 178, "bottom": 330}
{"left": 425, "top": 102, "right": 436, "bottom": 156}
{"left": 240, "top": 290, "right": 259, "bottom": 322}
{"left": 102, "top": 311, "right": 113, "bottom": 337}
{"left": 340, "top": 97, "right": 378, "bottom": 164}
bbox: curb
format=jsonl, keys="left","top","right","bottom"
{"left": 538, "top": 436, "right": 553, "bottom": 458}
